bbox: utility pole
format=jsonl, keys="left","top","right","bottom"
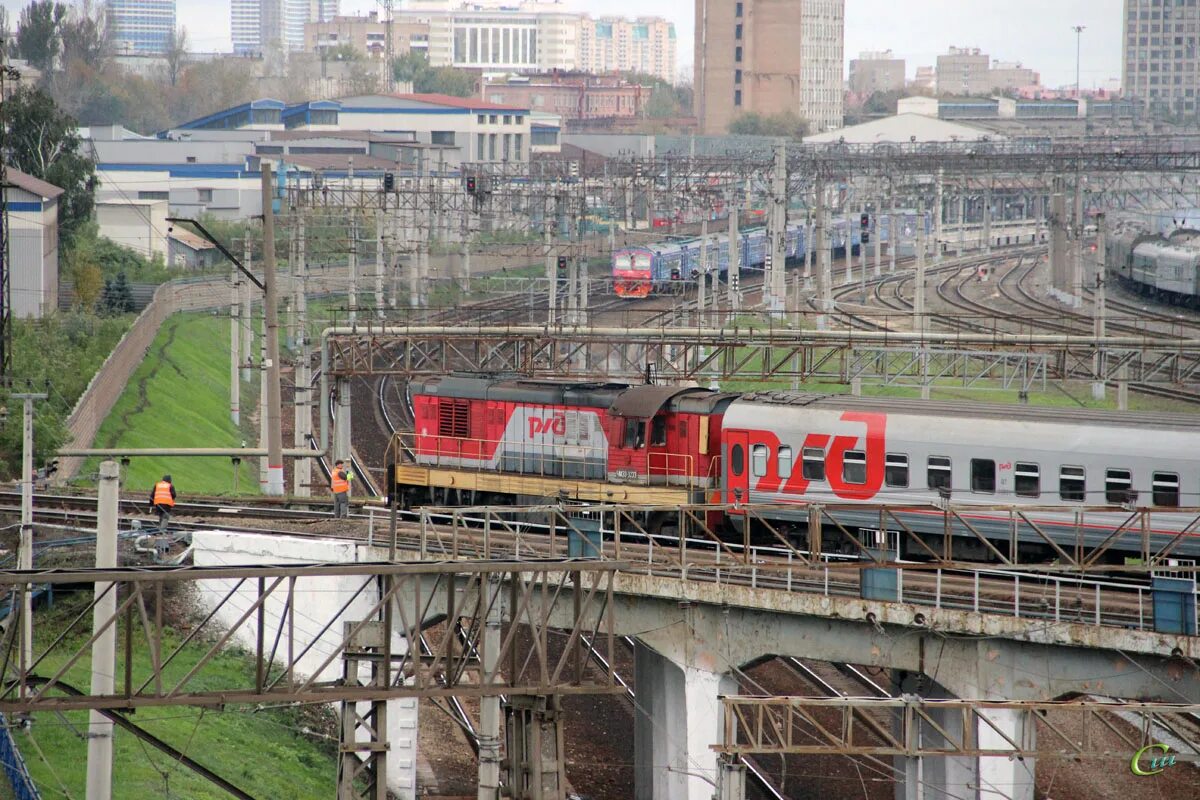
{"left": 934, "top": 168, "right": 945, "bottom": 264}
{"left": 261, "top": 163, "right": 285, "bottom": 497}
{"left": 375, "top": 207, "right": 385, "bottom": 319}
{"left": 858, "top": 200, "right": 867, "bottom": 304}
{"left": 914, "top": 197, "right": 928, "bottom": 337}
{"left": 1073, "top": 25, "right": 1086, "bottom": 99}
{"left": 765, "top": 141, "right": 787, "bottom": 315}
{"left": 1093, "top": 212, "right": 1107, "bottom": 401}
{"left": 14, "top": 388, "right": 46, "bottom": 677}
{"left": 544, "top": 199, "right": 557, "bottom": 325}
{"left": 348, "top": 212, "right": 359, "bottom": 326}
{"left": 295, "top": 211, "right": 311, "bottom": 497}
{"left": 814, "top": 178, "right": 830, "bottom": 328}
{"left": 241, "top": 237, "right": 253, "bottom": 382}
{"left": 874, "top": 194, "right": 883, "bottom": 278}
{"left": 728, "top": 203, "right": 741, "bottom": 312}
{"left": 85, "top": 460, "right": 119, "bottom": 800}
{"left": 477, "top": 577, "right": 502, "bottom": 800}
{"left": 230, "top": 266, "right": 240, "bottom": 425}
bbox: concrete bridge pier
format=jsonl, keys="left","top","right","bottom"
{"left": 633, "top": 640, "right": 738, "bottom": 800}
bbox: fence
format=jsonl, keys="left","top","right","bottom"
{"left": 0, "top": 720, "right": 41, "bottom": 800}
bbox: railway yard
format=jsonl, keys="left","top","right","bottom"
{"left": 5, "top": 139, "right": 1200, "bottom": 800}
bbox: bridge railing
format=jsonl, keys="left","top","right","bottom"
{"left": 411, "top": 501, "right": 1200, "bottom": 637}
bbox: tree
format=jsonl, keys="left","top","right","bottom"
{"left": 66, "top": 248, "right": 102, "bottom": 310}
{"left": 100, "top": 272, "right": 133, "bottom": 315}
{"left": 163, "top": 26, "right": 188, "bottom": 87}
{"left": 59, "top": 0, "right": 105, "bottom": 65}
{"left": 729, "top": 111, "right": 809, "bottom": 139}
{"left": 392, "top": 51, "right": 475, "bottom": 97}
{"left": 4, "top": 86, "right": 97, "bottom": 241}
{"left": 15, "top": 1, "right": 67, "bottom": 73}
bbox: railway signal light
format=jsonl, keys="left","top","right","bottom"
{"left": 862, "top": 232, "right": 871, "bottom": 244}
{"left": 465, "top": 175, "right": 478, "bottom": 194}
{"left": 861, "top": 213, "right": 870, "bottom": 228}
{"left": 557, "top": 255, "right": 568, "bottom": 274}
{"left": 670, "top": 267, "right": 681, "bottom": 280}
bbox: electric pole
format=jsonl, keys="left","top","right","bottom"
{"left": 261, "top": 164, "right": 285, "bottom": 496}
{"left": 14, "top": 388, "right": 46, "bottom": 677}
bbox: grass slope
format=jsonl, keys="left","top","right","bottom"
{"left": 13, "top": 595, "right": 336, "bottom": 799}
{"left": 84, "top": 313, "right": 260, "bottom": 496}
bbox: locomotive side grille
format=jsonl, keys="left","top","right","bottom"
{"left": 438, "top": 399, "right": 471, "bottom": 438}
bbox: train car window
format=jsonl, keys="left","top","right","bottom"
{"left": 843, "top": 450, "right": 867, "bottom": 485}
{"left": 927, "top": 456, "right": 952, "bottom": 491}
{"left": 730, "top": 444, "right": 745, "bottom": 476}
{"left": 802, "top": 448, "right": 826, "bottom": 480}
{"left": 751, "top": 445, "right": 768, "bottom": 478}
{"left": 885, "top": 454, "right": 909, "bottom": 488}
{"left": 624, "top": 419, "right": 645, "bottom": 449}
{"left": 778, "top": 446, "right": 793, "bottom": 479}
{"left": 1153, "top": 472, "right": 1180, "bottom": 507}
{"left": 1059, "top": 466, "right": 1086, "bottom": 502}
{"left": 1014, "top": 463, "right": 1040, "bottom": 497}
{"left": 650, "top": 416, "right": 667, "bottom": 447}
{"left": 1105, "top": 469, "right": 1133, "bottom": 503}
{"left": 971, "top": 459, "right": 996, "bottom": 494}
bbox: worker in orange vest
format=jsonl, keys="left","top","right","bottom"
{"left": 331, "top": 460, "right": 350, "bottom": 518}
{"left": 149, "top": 474, "right": 176, "bottom": 532}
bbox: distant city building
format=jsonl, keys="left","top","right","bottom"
{"left": 936, "top": 47, "right": 1040, "bottom": 95}
{"left": 578, "top": 16, "right": 676, "bottom": 84}
{"left": 1123, "top": 0, "right": 1194, "bottom": 114}
{"left": 911, "top": 65, "right": 936, "bottom": 92}
{"left": 392, "top": 0, "right": 579, "bottom": 73}
{"left": 233, "top": 0, "right": 340, "bottom": 56}
{"left": 482, "top": 74, "right": 648, "bottom": 123}
{"left": 107, "top": 0, "right": 177, "bottom": 55}
{"left": 848, "top": 50, "right": 905, "bottom": 95}
{"left": 695, "top": 0, "right": 844, "bottom": 134}
{"left": 304, "top": 11, "right": 430, "bottom": 59}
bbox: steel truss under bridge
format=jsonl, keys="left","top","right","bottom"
{"left": 716, "top": 696, "right": 1200, "bottom": 762}
{"left": 324, "top": 325, "right": 1200, "bottom": 387}
{"left": 0, "top": 559, "right": 624, "bottom": 713}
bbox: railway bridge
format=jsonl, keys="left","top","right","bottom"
{"left": 189, "top": 503, "right": 1200, "bottom": 800}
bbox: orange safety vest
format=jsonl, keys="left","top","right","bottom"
{"left": 331, "top": 470, "right": 350, "bottom": 494}
{"left": 153, "top": 481, "right": 175, "bottom": 507}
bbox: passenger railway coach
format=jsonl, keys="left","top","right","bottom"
{"left": 391, "top": 374, "right": 1200, "bottom": 562}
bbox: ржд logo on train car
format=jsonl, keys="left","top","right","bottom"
{"left": 528, "top": 414, "right": 568, "bottom": 438}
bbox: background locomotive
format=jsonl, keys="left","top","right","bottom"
{"left": 394, "top": 374, "right": 1200, "bottom": 562}
{"left": 1108, "top": 220, "right": 1200, "bottom": 306}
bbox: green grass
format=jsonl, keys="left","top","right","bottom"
{"left": 14, "top": 594, "right": 337, "bottom": 799}
{"left": 81, "top": 313, "right": 260, "bottom": 496}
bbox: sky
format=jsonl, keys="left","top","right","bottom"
{"left": 4, "top": 0, "right": 1126, "bottom": 89}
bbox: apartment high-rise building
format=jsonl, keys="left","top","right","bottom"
{"left": 936, "top": 47, "right": 990, "bottom": 95}
{"left": 848, "top": 50, "right": 905, "bottom": 95}
{"left": 305, "top": 12, "right": 430, "bottom": 59}
{"left": 695, "top": 0, "right": 844, "bottom": 135}
{"left": 1123, "top": 0, "right": 1196, "bottom": 113}
{"left": 233, "top": 0, "right": 340, "bottom": 56}
{"left": 579, "top": 17, "right": 676, "bottom": 84}
{"left": 108, "top": 0, "right": 177, "bottom": 55}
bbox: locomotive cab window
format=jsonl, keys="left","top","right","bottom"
{"left": 751, "top": 445, "right": 768, "bottom": 478}
{"left": 730, "top": 444, "right": 745, "bottom": 476}
{"left": 885, "top": 453, "right": 909, "bottom": 488}
{"left": 927, "top": 456, "right": 952, "bottom": 491}
{"left": 1015, "top": 462, "right": 1040, "bottom": 497}
{"left": 802, "top": 448, "right": 826, "bottom": 480}
{"left": 1153, "top": 472, "right": 1180, "bottom": 507}
{"left": 624, "top": 419, "right": 645, "bottom": 449}
{"left": 971, "top": 459, "right": 996, "bottom": 494}
{"left": 650, "top": 416, "right": 668, "bottom": 447}
{"left": 778, "top": 446, "right": 793, "bottom": 479}
{"left": 1060, "top": 466, "right": 1086, "bottom": 502}
{"left": 1105, "top": 469, "right": 1133, "bottom": 503}
{"left": 843, "top": 450, "right": 867, "bottom": 485}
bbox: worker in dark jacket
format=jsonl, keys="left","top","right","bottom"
{"left": 149, "top": 475, "right": 176, "bottom": 532}
{"left": 331, "top": 461, "right": 350, "bottom": 518}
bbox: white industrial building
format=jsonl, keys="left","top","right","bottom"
{"left": 5, "top": 169, "right": 62, "bottom": 319}
{"left": 95, "top": 199, "right": 170, "bottom": 262}
{"left": 804, "top": 113, "right": 1002, "bottom": 144}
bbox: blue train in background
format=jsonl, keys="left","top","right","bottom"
{"left": 612, "top": 211, "right": 928, "bottom": 298}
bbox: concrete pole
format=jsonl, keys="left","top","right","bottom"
{"left": 915, "top": 198, "right": 927, "bottom": 337}
{"left": 699, "top": 219, "right": 708, "bottom": 326}
{"left": 859, "top": 200, "right": 868, "bottom": 303}
{"left": 718, "top": 760, "right": 747, "bottom": 800}
{"left": 348, "top": 212, "right": 358, "bottom": 325}
{"left": 241, "top": 237, "right": 253, "bottom": 382}
{"left": 460, "top": 204, "right": 472, "bottom": 295}
{"left": 578, "top": 254, "right": 589, "bottom": 328}
{"left": 1072, "top": 177, "right": 1086, "bottom": 307}
{"left": 889, "top": 193, "right": 898, "bottom": 273}
{"left": 874, "top": 195, "right": 882, "bottom": 277}
{"left": 768, "top": 141, "right": 788, "bottom": 314}
{"left": 935, "top": 168, "right": 945, "bottom": 263}
{"left": 334, "top": 377, "right": 352, "bottom": 464}
{"left": 958, "top": 192, "right": 966, "bottom": 255}
{"left": 259, "top": 326, "right": 267, "bottom": 490}
{"left": 375, "top": 207, "right": 385, "bottom": 319}
{"left": 815, "top": 180, "right": 830, "bottom": 323}
{"left": 1093, "top": 212, "right": 1108, "bottom": 402}
{"left": 16, "top": 392, "right": 45, "bottom": 676}
{"left": 983, "top": 181, "right": 993, "bottom": 255}
{"left": 843, "top": 190, "right": 854, "bottom": 286}
{"left": 477, "top": 577, "right": 502, "bottom": 800}
{"left": 804, "top": 209, "right": 814, "bottom": 282}
{"left": 544, "top": 204, "right": 556, "bottom": 325}
{"left": 728, "top": 204, "right": 741, "bottom": 312}
{"left": 295, "top": 213, "right": 311, "bottom": 497}
{"left": 1051, "top": 187, "right": 1069, "bottom": 297}
{"left": 261, "top": 163, "right": 286, "bottom": 497}
{"left": 230, "top": 267, "right": 240, "bottom": 426}
{"left": 85, "top": 460, "right": 119, "bottom": 800}
{"left": 566, "top": 252, "right": 579, "bottom": 326}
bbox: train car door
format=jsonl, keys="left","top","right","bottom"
{"left": 725, "top": 429, "right": 750, "bottom": 510}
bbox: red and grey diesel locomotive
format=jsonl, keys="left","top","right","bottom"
{"left": 391, "top": 374, "right": 1200, "bottom": 562}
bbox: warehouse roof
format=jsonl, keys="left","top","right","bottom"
{"left": 804, "top": 113, "right": 1003, "bottom": 145}
{"left": 4, "top": 168, "right": 64, "bottom": 200}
